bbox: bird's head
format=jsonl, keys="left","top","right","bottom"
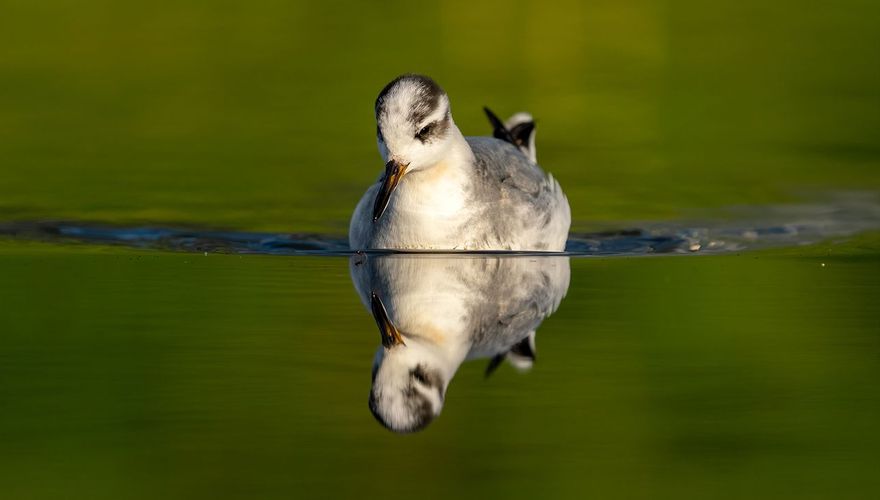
{"left": 368, "top": 293, "right": 448, "bottom": 433}
{"left": 372, "top": 74, "right": 459, "bottom": 221}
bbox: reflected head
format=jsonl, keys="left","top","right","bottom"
{"left": 368, "top": 345, "right": 446, "bottom": 433}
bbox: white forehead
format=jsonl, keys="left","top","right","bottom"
{"left": 375, "top": 75, "right": 450, "bottom": 129}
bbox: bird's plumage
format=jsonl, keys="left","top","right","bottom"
{"left": 349, "top": 74, "right": 570, "bottom": 251}
{"left": 350, "top": 136, "right": 569, "bottom": 250}
{"left": 350, "top": 254, "right": 570, "bottom": 432}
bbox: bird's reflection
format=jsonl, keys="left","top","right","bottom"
{"left": 350, "top": 254, "right": 570, "bottom": 433}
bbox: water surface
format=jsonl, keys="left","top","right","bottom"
{"left": 2, "top": 232, "right": 878, "bottom": 499}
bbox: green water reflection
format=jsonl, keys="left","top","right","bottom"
{"left": 1, "top": 239, "right": 878, "bottom": 498}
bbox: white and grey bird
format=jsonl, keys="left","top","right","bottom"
{"left": 349, "top": 74, "right": 570, "bottom": 251}
{"left": 350, "top": 254, "right": 571, "bottom": 433}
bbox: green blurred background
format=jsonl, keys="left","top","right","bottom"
{"left": 1, "top": 1, "right": 879, "bottom": 499}
{"left": 1, "top": 0, "right": 878, "bottom": 231}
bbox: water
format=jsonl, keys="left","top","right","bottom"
{"left": 3, "top": 194, "right": 878, "bottom": 257}
{"left": 2, "top": 0, "right": 880, "bottom": 498}
{"left": 2, "top": 202, "right": 879, "bottom": 498}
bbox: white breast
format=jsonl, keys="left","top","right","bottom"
{"left": 349, "top": 139, "right": 570, "bottom": 251}
{"left": 350, "top": 163, "right": 478, "bottom": 250}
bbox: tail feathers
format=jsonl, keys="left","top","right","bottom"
{"left": 483, "top": 106, "right": 516, "bottom": 144}
{"left": 483, "top": 107, "right": 538, "bottom": 163}
{"left": 506, "top": 113, "right": 536, "bottom": 160}
{"left": 484, "top": 331, "right": 537, "bottom": 378}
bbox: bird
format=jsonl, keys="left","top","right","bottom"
{"left": 349, "top": 74, "right": 570, "bottom": 251}
{"left": 350, "top": 253, "right": 571, "bottom": 433}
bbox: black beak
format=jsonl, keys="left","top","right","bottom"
{"left": 370, "top": 293, "right": 406, "bottom": 349}
{"left": 372, "top": 159, "right": 408, "bottom": 222}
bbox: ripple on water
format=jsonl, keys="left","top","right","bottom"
{"left": 0, "top": 193, "right": 878, "bottom": 257}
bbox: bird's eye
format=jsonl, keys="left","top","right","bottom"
{"left": 415, "top": 123, "right": 433, "bottom": 141}
{"left": 412, "top": 367, "right": 429, "bottom": 384}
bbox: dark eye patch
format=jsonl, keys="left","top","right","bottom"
{"left": 411, "top": 366, "right": 430, "bottom": 385}
{"left": 415, "top": 123, "right": 434, "bottom": 142}
{"left": 414, "top": 116, "right": 450, "bottom": 143}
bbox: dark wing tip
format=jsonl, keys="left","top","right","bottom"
{"left": 509, "top": 120, "right": 536, "bottom": 148}
{"left": 483, "top": 106, "right": 503, "bottom": 127}
{"left": 484, "top": 354, "right": 506, "bottom": 378}
{"left": 483, "top": 106, "right": 516, "bottom": 144}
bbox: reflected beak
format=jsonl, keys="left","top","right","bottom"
{"left": 370, "top": 293, "right": 406, "bottom": 349}
{"left": 372, "top": 159, "right": 408, "bottom": 222}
